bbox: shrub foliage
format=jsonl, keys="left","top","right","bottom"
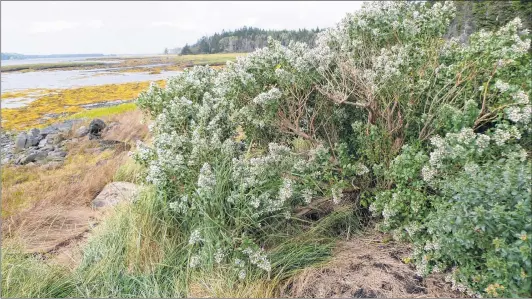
{"left": 135, "top": 2, "right": 531, "bottom": 297}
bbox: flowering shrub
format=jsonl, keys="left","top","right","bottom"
{"left": 371, "top": 125, "right": 531, "bottom": 297}
{"left": 134, "top": 63, "right": 366, "bottom": 278}
{"left": 133, "top": 1, "right": 531, "bottom": 296}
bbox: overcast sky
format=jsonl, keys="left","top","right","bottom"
{"left": 1, "top": 1, "right": 364, "bottom": 55}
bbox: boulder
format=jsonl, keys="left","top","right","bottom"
{"left": 47, "top": 133, "right": 65, "bottom": 145}
{"left": 40, "top": 126, "right": 59, "bottom": 136}
{"left": 29, "top": 136, "right": 41, "bottom": 146}
{"left": 28, "top": 128, "right": 43, "bottom": 146}
{"left": 92, "top": 182, "right": 139, "bottom": 208}
{"left": 48, "top": 151, "right": 67, "bottom": 158}
{"left": 75, "top": 126, "right": 89, "bottom": 137}
{"left": 88, "top": 119, "right": 106, "bottom": 139}
{"left": 29, "top": 128, "right": 40, "bottom": 138}
{"left": 15, "top": 132, "right": 29, "bottom": 150}
{"left": 37, "top": 138, "right": 48, "bottom": 148}
{"left": 16, "top": 151, "right": 48, "bottom": 165}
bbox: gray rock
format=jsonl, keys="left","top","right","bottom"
{"left": 29, "top": 136, "right": 41, "bottom": 146}
{"left": 49, "top": 151, "right": 67, "bottom": 158}
{"left": 28, "top": 128, "right": 43, "bottom": 146}
{"left": 40, "top": 120, "right": 79, "bottom": 136}
{"left": 38, "top": 138, "right": 48, "bottom": 148}
{"left": 75, "top": 126, "right": 89, "bottom": 137}
{"left": 92, "top": 182, "right": 139, "bottom": 208}
{"left": 40, "top": 126, "right": 58, "bottom": 136}
{"left": 15, "top": 132, "right": 29, "bottom": 150}
{"left": 47, "top": 133, "right": 65, "bottom": 145}
{"left": 41, "top": 145, "right": 56, "bottom": 152}
{"left": 17, "top": 151, "right": 48, "bottom": 165}
{"left": 29, "top": 128, "right": 40, "bottom": 138}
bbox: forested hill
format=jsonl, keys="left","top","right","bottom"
{"left": 446, "top": 1, "right": 532, "bottom": 42}
{"left": 181, "top": 26, "right": 321, "bottom": 55}
{"left": 179, "top": 2, "right": 531, "bottom": 55}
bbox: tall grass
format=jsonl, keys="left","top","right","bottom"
{"left": 2, "top": 178, "right": 349, "bottom": 297}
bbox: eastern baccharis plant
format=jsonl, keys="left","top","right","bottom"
{"left": 129, "top": 1, "right": 531, "bottom": 297}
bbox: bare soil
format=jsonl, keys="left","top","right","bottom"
{"left": 281, "top": 231, "right": 467, "bottom": 298}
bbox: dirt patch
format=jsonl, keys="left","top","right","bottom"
{"left": 281, "top": 231, "right": 467, "bottom": 298}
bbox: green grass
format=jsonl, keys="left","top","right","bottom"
{"left": 174, "top": 53, "right": 242, "bottom": 66}
{"left": 1, "top": 185, "right": 348, "bottom": 297}
{"left": 1, "top": 244, "right": 75, "bottom": 298}
{"left": 0, "top": 62, "right": 106, "bottom": 72}
{"left": 66, "top": 102, "right": 137, "bottom": 120}
{"left": 1, "top": 152, "right": 357, "bottom": 297}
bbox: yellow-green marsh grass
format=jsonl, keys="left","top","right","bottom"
{"left": 1, "top": 81, "right": 165, "bottom": 131}
{"left": 1, "top": 88, "right": 49, "bottom": 100}
{"left": 66, "top": 102, "right": 137, "bottom": 120}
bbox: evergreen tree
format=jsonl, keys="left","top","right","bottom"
{"left": 180, "top": 44, "right": 193, "bottom": 55}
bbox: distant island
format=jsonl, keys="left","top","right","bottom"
{"left": 1, "top": 53, "right": 108, "bottom": 60}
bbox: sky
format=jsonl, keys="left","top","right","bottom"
{"left": 1, "top": 1, "right": 364, "bottom": 55}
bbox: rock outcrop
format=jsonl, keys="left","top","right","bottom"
{"left": 92, "top": 182, "right": 139, "bottom": 208}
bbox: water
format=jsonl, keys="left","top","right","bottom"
{"left": 1, "top": 64, "right": 182, "bottom": 109}
{"left": 0, "top": 56, "right": 116, "bottom": 66}
{"left": 1, "top": 68, "right": 181, "bottom": 92}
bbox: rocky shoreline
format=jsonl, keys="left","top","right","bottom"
{"left": 1, "top": 118, "right": 121, "bottom": 166}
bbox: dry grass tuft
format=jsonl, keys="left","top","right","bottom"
{"left": 189, "top": 272, "right": 279, "bottom": 298}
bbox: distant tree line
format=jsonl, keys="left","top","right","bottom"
{"left": 174, "top": 1, "right": 532, "bottom": 56}
{"left": 180, "top": 26, "right": 322, "bottom": 55}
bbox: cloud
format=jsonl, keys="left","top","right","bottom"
{"left": 150, "top": 21, "right": 196, "bottom": 31}
{"left": 29, "top": 21, "right": 80, "bottom": 33}
{"left": 87, "top": 20, "right": 104, "bottom": 29}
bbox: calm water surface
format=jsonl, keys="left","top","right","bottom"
{"left": 1, "top": 59, "right": 181, "bottom": 108}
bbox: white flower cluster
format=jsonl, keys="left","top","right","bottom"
{"left": 188, "top": 229, "right": 202, "bottom": 245}
{"left": 463, "top": 162, "right": 480, "bottom": 176}
{"left": 494, "top": 80, "right": 511, "bottom": 93}
{"left": 505, "top": 104, "right": 531, "bottom": 125}
{"left": 214, "top": 248, "right": 224, "bottom": 264}
{"left": 197, "top": 163, "right": 216, "bottom": 195}
{"left": 168, "top": 195, "right": 189, "bottom": 214}
{"left": 355, "top": 162, "right": 370, "bottom": 176}
{"left": 492, "top": 126, "right": 521, "bottom": 146}
{"left": 278, "top": 178, "right": 294, "bottom": 203}
{"left": 189, "top": 255, "right": 200, "bottom": 268}
{"left": 331, "top": 187, "right": 343, "bottom": 204}
{"left": 301, "top": 188, "right": 313, "bottom": 204}
{"left": 382, "top": 203, "right": 397, "bottom": 220}
{"left": 421, "top": 165, "right": 437, "bottom": 182}
{"left": 404, "top": 222, "right": 422, "bottom": 237}
{"left": 422, "top": 126, "right": 526, "bottom": 183}
{"left": 252, "top": 88, "right": 282, "bottom": 106}
{"left": 242, "top": 247, "right": 271, "bottom": 273}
